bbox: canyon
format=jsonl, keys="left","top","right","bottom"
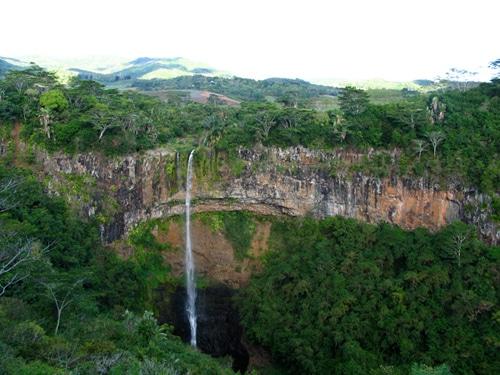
{"left": 29, "top": 144, "right": 499, "bottom": 371}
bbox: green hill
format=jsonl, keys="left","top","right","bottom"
{"left": 69, "top": 56, "right": 231, "bottom": 83}
{"left": 0, "top": 55, "right": 230, "bottom": 85}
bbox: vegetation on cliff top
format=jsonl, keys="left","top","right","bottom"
{"left": 0, "top": 62, "right": 499, "bottom": 195}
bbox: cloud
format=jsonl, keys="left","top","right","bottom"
{"left": 3, "top": 0, "right": 499, "bottom": 81}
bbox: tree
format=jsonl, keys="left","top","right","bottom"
{"left": 480, "top": 163, "right": 500, "bottom": 193}
{"left": 67, "top": 77, "right": 105, "bottom": 97}
{"left": 207, "top": 93, "right": 226, "bottom": 106}
{"left": 39, "top": 89, "right": 68, "bottom": 111}
{"left": 242, "top": 102, "right": 278, "bottom": 142}
{"left": 4, "top": 64, "right": 58, "bottom": 95}
{"left": 0, "top": 177, "right": 49, "bottom": 295}
{"left": 278, "top": 89, "right": 300, "bottom": 108}
{"left": 412, "top": 139, "right": 428, "bottom": 160}
{"left": 66, "top": 78, "right": 102, "bottom": 111}
{"left": 0, "top": 176, "right": 23, "bottom": 211}
{"left": 425, "top": 131, "right": 446, "bottom": 157}
{"left": 39, "top": 273, "right": 87, "bottom": 335}
{"left": 201, "top": 115, "right": 227, "bottom": 147}
{"left": 338, "top": 86, "right": 369, "bottom": 117}
{"left": 0, "top": 236, "right": 44, "bottom": 296}
{"left": 444, "top": 221, "right": 474, "bottom": 267}
{"left": 90, "top": 103, "right": 120, "bottom": 141}
{"left": 443, "top": 68, "right": 478, "bottom": 92}
{"left": 391, "top": 100, "right": 428, "bottom": 131}
{"left": 488, "top": 58, "right": 500, "bottom": 79}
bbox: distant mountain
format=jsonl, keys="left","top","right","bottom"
{"left": 0, "top": 55, "right": 231, "bottom": 84}
{"left": 0, "top": 56, "right": 29, "bottom": 76}
{"left": 309, "top": 77, "right": 425, "bottom": 91}
{"left": 0, "top": 55, "right": 431, "bottom": 92}
{"left": 68, "top": 56, "right": 232, "bottom": 83}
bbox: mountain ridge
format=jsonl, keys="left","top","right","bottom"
{"left": 0, "top": 55, "right": 231, "bottom": 82}
{"left": 0, "top": 54, "right": 430, "bottom": 90}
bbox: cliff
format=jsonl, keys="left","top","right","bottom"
{"left": 30, "top": 144, "right": 498, "bottom": 291}
{"left": 36, "top": 145, "right": 498, "bottom": 246}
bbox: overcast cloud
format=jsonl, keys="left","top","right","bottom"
{"left": 3, "top": 0, "right": 498, "bottom": 81}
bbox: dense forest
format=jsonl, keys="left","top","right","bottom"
{"left": 0, "top": 60, "right": 499, "bottom": 374}
{"left": 1, "top": 63, "right": 499, "bottom": 192}
{"left": 0, "top": 165, "right": 236, "bottom": 374}
{"left": 132, "top": 75, "right": 339, "bottom": 102}
{"left": 237, "top": 216, "right": 500, "bottom": 374}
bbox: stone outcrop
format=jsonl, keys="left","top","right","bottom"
{"left": 36, "top": 145, "right": 498, "bottom": 247}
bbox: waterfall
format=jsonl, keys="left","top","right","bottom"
{"left": 185, "top": 150, "right": 197, "bottom": 347}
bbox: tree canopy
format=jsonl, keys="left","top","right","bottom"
{"left": 0, "top": 165, "right": 235, "bottom": 374}
{"left": 236, "top": 216, "right": 500, "bottom": 374}
{"left": 1, "top": 63, "right": 499, "bottom": 196}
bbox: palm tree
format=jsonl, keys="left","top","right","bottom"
{"left": 201, "top": 115, "right": 226, "bottom": 147}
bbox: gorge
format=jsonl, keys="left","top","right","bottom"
{"left": 2, "top": 57, "right": 500, "bottom": 374}
{"left": 30, "top": 144, "right": 499, "bottom": 370}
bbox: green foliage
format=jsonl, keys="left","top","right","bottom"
{"left": 56, "top": 172, "right": 96, "bottom": 202}
{"left": 196, "top": 211, "right": 256, "bottom": 261}
{"left": 6, "top": 360, "right": 63, "bottom": 375}
{"left": 491, "top": 196, "right": 500, "bottom": 222}
{"left": 338, "top": 86, "right": 370, "bottom": 117}
{"left": 0, "top": 166, "right": 98, "bottom": 272}
{"left": 39, "top": 89, "right": 68, "bottom": 111}
{"left": 0, "top": 300, "right": 234, "bottom": 374}
{"left": 221, "top": 211, "right": 256, "bottom": 261}
{"left": 90, "top": 247, "right": 149, "bottom": 312}
{"left": 53, "top": 120, "right": 82, "bottom": 152}
{"left": 480, "top": 163, "right": 500, "bottom": 193}
{"left": 411, "top": 363, "right": 452, "bottom": 375}
{"left": 2, "top": 65, "right": 499, "bottom": 193}
{"left": 127, "top": 220, "right": 172, "bottom": 296}
{"left": 128, "top": 220, "right": 171, "bottom": 253}
{"left": 227, "top": 154, "right": 247, "bottom": 176}
{"left": 198, "top": 212, "right": 224, "bottom": 233}
{"left": 0, "top": 165, "right": 235, "bottom": 374}
{"left": 236, "top": 216, "right": 500, "bottom": 374}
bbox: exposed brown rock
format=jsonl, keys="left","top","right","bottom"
{"left": 156, "top": 218, "right": 270, "bottom": 287}
{"left": 34, "top": 145, "right": 497, "bottom": 251}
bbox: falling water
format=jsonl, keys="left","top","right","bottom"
{"left": 185, "top": 150, "right": 197, "bottom": 347}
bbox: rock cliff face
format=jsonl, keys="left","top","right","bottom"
{"left": 37, "top": 145, "right": 498, "bottom": 249}
{"left": 30, "top": 145, "right": 499, "bottom": 371}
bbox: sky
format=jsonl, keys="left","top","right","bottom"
{"left": 3, "top": 0, "right": 499, "bottom": 81}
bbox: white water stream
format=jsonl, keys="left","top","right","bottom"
{"left": 185, "top": 150, "right": 197, "bottom": 347}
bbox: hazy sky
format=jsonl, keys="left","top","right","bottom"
{"left": 3, "top": 1, "right": 498, "bottom": 81}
